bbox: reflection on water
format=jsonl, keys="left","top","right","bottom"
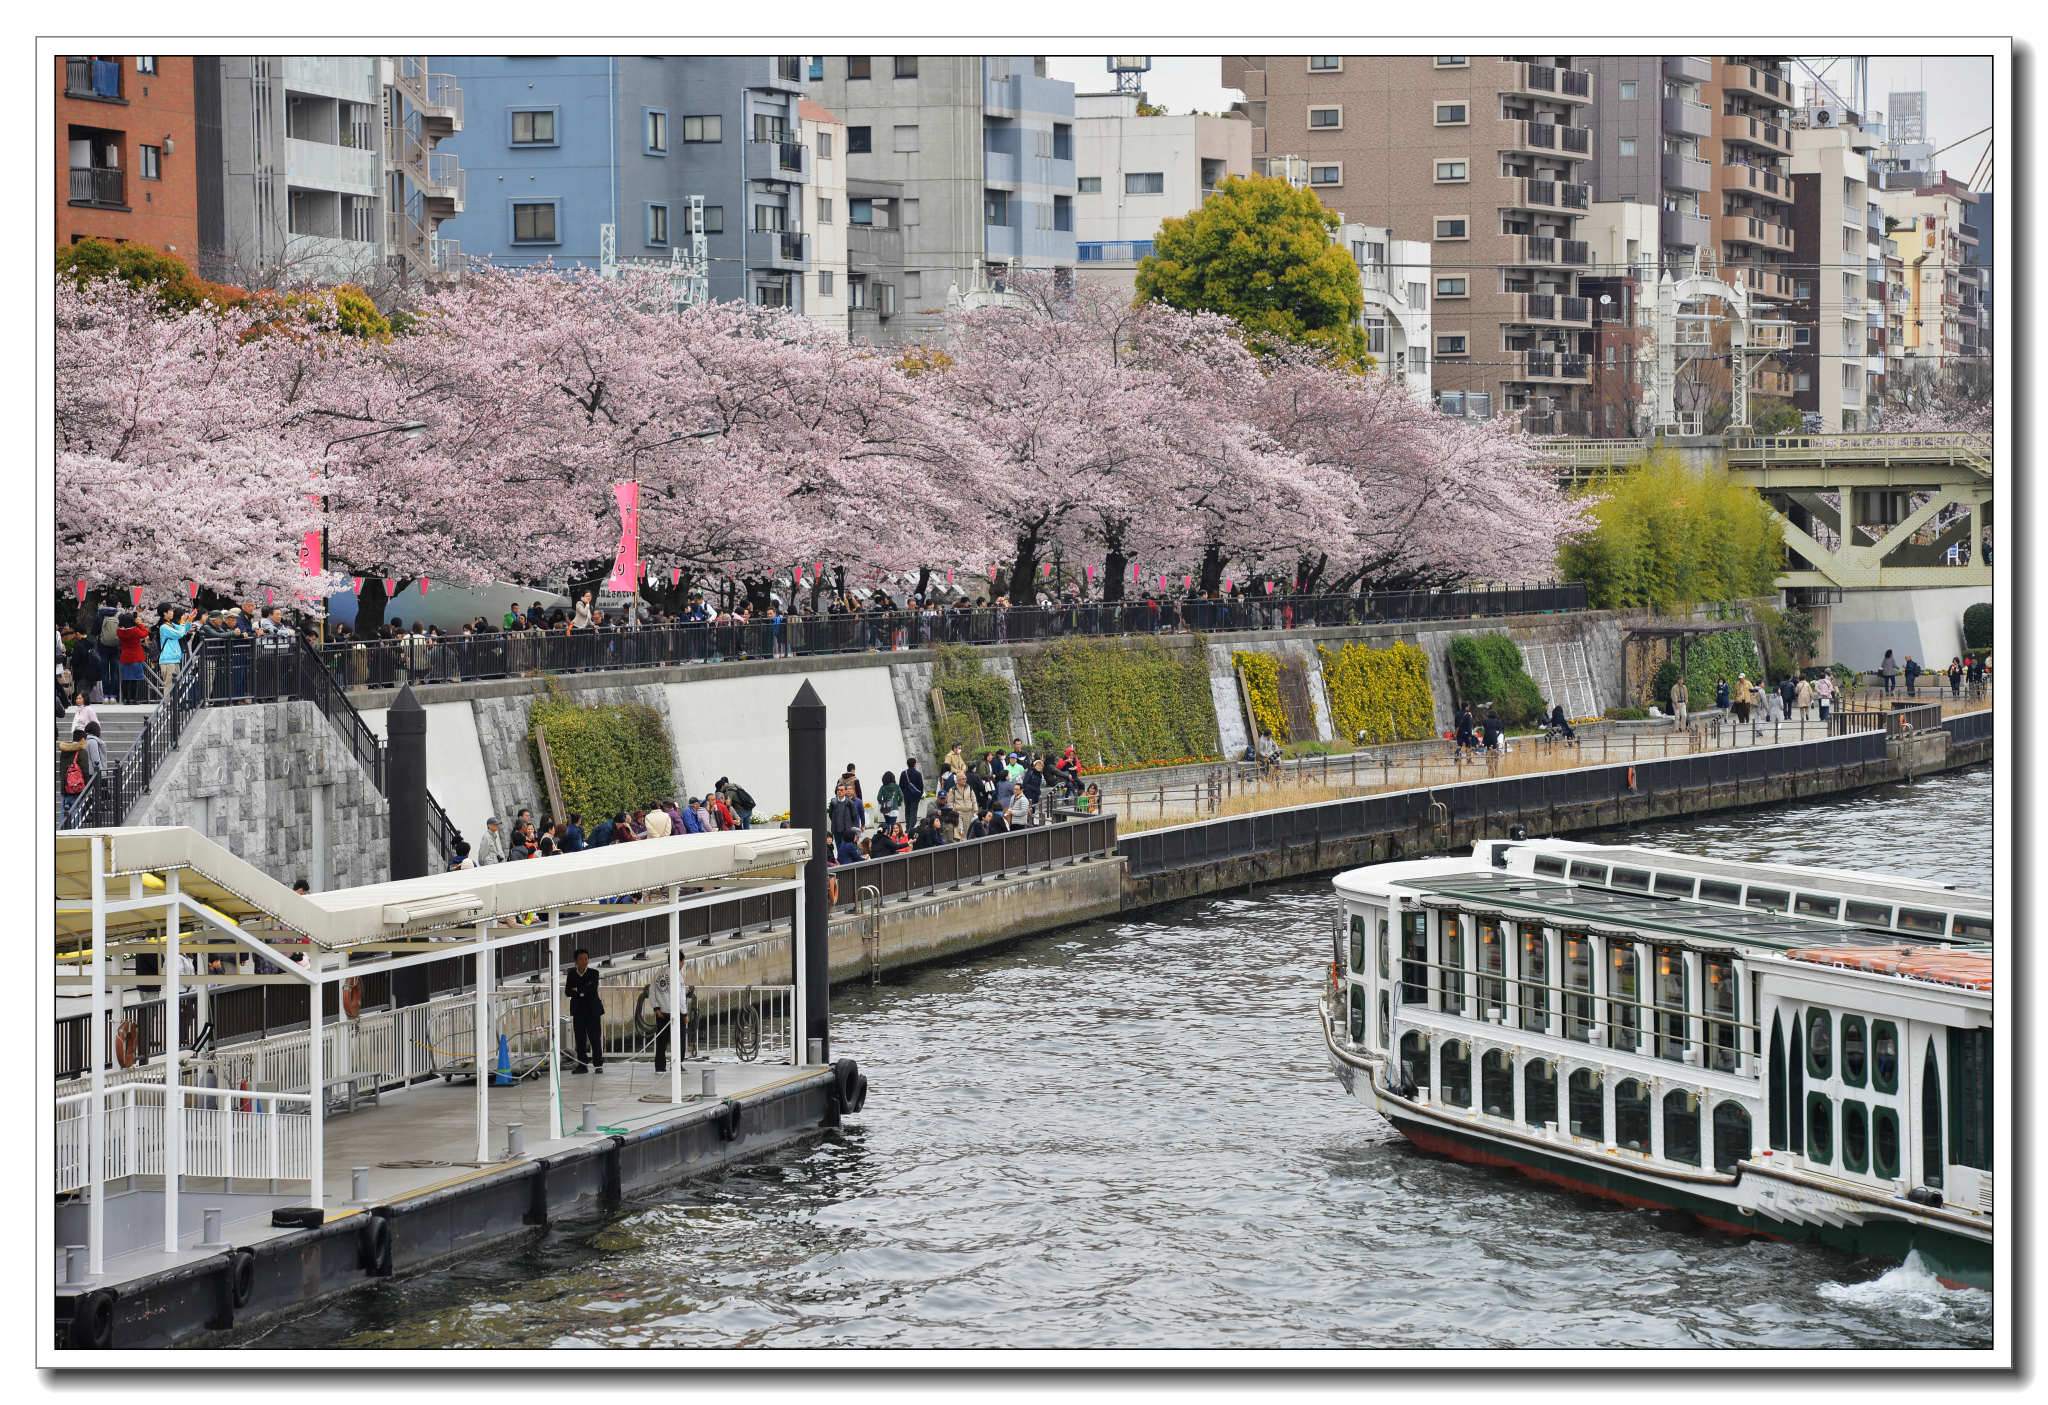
{"left": 256, "top": 767, "right": 1993, "bottom": 1350}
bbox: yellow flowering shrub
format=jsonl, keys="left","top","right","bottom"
{"left": 1232, "top": 650, "right": 1290, "bottom": 742}
{"left": 1318, "top": 641, "right": 1437, "bottom": 744}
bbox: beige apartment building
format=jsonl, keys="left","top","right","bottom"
{"left": 1223, "top": 55, "right": 1596, "bottom": 422}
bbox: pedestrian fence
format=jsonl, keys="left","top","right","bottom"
{"left": 1943, "top": 709, "right": 1994, "bottom": 745}
{"left": 54, "top": 1081, "right": 314, "bottom": 1195}
{"left": 825, "top": 814, "right": 1119, "bottom": 914}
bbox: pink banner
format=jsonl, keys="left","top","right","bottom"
{"left": 188, "top": 582, "right": 200, "bottom": 600}
{"left": 131, "top": 586, "right": 143, "bottom": 606}
{"left": 420, "top": 577, "right": 430, "bottom": 594}
{"left": 75, "top": 580, "right": 86, "bottom": 605}
{"left": 351, "top": 577, "right": 363, "bottom": 595}
{"left": 671, "top": 567, "right": 681, "bottom": 586}
{"left": 604, "top": 481, "right": 641, "bottom": 592}
{"left": 383, "top": 577, "right": 396, "bottom": 595}
{"left": 264, "top": 586, "right": 274, "bottom": 607}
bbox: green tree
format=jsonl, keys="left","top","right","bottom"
{"left": 1557, "top": 448, "right": 1784, "bottom": 609}
{"left": 1962, "top": 602, "right": 1992, "bottom": 652}
{"left": 1135, "top": 173, "right": 1372, "bottom": 369}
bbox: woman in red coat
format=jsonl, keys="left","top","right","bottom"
{"left": 115, "top": 612, "right": 149, "bottom": 704}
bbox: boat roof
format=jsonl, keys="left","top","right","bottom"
{"left": 55, "top": 826, "right": 810, "bottom": 948}
{"left": 1552, "top": 841, "right": 1991, "bottom": 914}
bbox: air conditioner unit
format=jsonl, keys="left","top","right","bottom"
{"left": 1809, "top": 104, "right": 1847, "bottom": 128}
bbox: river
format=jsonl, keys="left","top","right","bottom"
{"left": 255, "top": 764, "right": 1994, "bottom": 1350}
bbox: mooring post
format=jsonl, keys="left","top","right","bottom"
{"left": 386, "top": 685, "right": 431, "bottom": 1009}
{"left": 789, "top": 681, "right": 830, "bottom": 1064}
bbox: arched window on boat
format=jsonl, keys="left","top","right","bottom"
{"left": 1615, "top": 1078, "right": 1652, "bottom": 1152}
{"left": 1349, "top": 914, "right": 1366, "bottom": 976}
{"left": 1378, "top": 918, "right": 1390, "bottom": 982}
{"left": 1703, "top": 954, "right": 1739, "bottom": 1072}
{"left": 1806, "top": 1092, "right": 1833, "bottom": 1165}
{"left": 1524, "top": 1058, "right": 1559, "bottom": 1129}
{"left": 1768, "top": 1013, "right": 1788, "bottom": 1150}
{"left": 1788, "top": 1018, "right": 1806, "bottom": 1154}
{"left": 1519, "top": 925, "right": 1550, "bottom": 1034}
{"left": 1568, "top": 1067, "right": 1603, "bottom": 1142}
{"left": 1711, "top": 1099, "right": 1752, "bottom": 1174}
{"left": 1609, "top": 942, "right": 1641, "bottom": 1053}
{"left": 1378, "top": 990, "right": 1390, "bottom": 1049}
{"left": 1663, "top": 1088, "right": 1702, "bottom": 1166}
{"left": 1441, "top": 1039, "right": 1473, "bottom": 1107}
{"left": 1871, "top": 1020, "right": 1899, "bottom": 1094}
{"left": 1562, "top": 932, "right": 1594, "bottom": 1042}
{"left": 1399, "top": 1030, "right": 1430, "bottom": 1091}
{"left": 1842, "top": 1099, "right": 1870, "bottom": 1173}
{"left": 1441, "top": 915, "right": 1467, "bottom": 1017}
{"left": 1920, "top": 1040, "right": 1943, "bottom": 1187}
{"left": 1841, "top": 1015, "right": 1868, "bottom": 1088}
{"left": 1478, "top": 920, "right": 1508, "bottom": 1021}
{"left": 1654, "top": 946, "right": 1688, "bottom": 1061}
{"left": 1401, "top": 911, "right": 1428, "bottom": 1004}
{"left": 1480, "top": 1048, "right": 1515, "bottom": 1119}
{"left": 1806, "top": 1008, "right": 1832, "bottom": 1080}
{"left": 1349, "top": 983, "right": 1365, "bottom": 1043}
{"left": 1873, "top": 1105, "right": 1901, "bottom": 1179}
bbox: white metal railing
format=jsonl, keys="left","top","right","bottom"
{"left": 55, "top": 1082, "right": 312, "bottom": 1194}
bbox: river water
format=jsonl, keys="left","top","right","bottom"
{"left": 259, "top": 765, "right": 1994, "bottom": 1351}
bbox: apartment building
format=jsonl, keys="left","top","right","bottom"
{"left": 1575, "top": 200, "right": 1661, "bottom": 435}
{"left": 810, "top": 55, "right": 1076, "bottom": 343}
{"left": 1705, "top": 57, "right": 1799, "bottom": 301}
{"left": 1583, "top": 56, "right": 1714, "bottom": 274}
{"left": 1787, "top": 121, "right": 1882, "bottom": 428}
{"left": 1334, "top": 223, "right": 1432, "bottom": 397}
{"left": 1222, "top": 54, "right": 1596, "bottom": 423}
{"left": 58, "top": 55, "right": 200, "bottom": 256}
{"left": 1879, "top": 175, "right": 1982, "bottom": 376}
{"left": 428, "top": 56, "right": 811, "bottom": 306}
{"left": 801, "top": 98, "right": 849, "bottom": 337}
{"left": 1069, "top": 91, "right": 1252, "bottom": 293}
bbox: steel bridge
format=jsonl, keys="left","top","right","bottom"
{"left": 1536, "top": 433, "right": 1993, "bottom": 591}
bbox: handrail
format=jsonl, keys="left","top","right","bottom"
{"left": 826, "top": 813, "right": 1119, "bottom": 912}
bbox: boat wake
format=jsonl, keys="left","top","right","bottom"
{"left": 1817, "top": 1251, "right": 1992, "bottom": 1324}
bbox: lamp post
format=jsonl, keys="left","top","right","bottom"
{"left": 321, "top": 420, "right": 427, "bottom": 641}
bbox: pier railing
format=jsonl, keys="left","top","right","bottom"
{"left": 55, "top": 1081, "right": 314, "bottom": 1194}
{"left": 826, "top": 813, "right": 1119, "bottom": 913}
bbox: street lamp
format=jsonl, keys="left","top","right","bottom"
{"left": 320, "top": 421, "right": 429, "bottom": 641}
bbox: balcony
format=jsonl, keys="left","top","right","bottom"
{"left": 1661, "top": 209, "right": 1712, "bottom": 247}
{"left": 750, "top": 138, "right": 811, "bottom": 182}
{"left": 1957, "top": 221, "right": 1980, "bottom": 244}
{"left": 1719, "top": 61, "right": 1792, "bottom": 109}
{"left": 64, "top": 57, "right": 123, "bottom": 101}
{"left": 1504, "top": 61, "right": 1592, "bottom": 103}
{"left": 1511, "top": 292, "right": 1591, "bottom": 326}
{"left": 288, "top": 136, "right": 383, "bottom": 195}
{"left": 1716, "top": 213, "right": 1793, "bottom": 251}
{"left": 1662, "top": 95, "right": 1712, "bottom": 138}
{"left": 1515, "top": 349, "right": 1591, "bottom": 382}
{"left": 1736, "top": 164, "right": 1793, "bottom": 206}
{"left": 985, "top": 76, "right": 1018, "bottom": 115}
{"left": 1662, "top": 56, "right": 1713, "bottom": 83}
{"left": 1841, "top": 295, "right": 1864, "bottom": 319}
{"left": 1508, "top": 235, "right": 1588, "bottom": 266}
{"left": 1662, "top": 152, "right": 1711, "bottom": 192}
{"left": 1718, "top": 112, "right": 1789, "bottom": 152}
{"left": 67, "top": 165, "right": 125, "bottom": 207}
{"left": 1504, "top": 119, "right": 1560, "bottom": 154}
{"left": 280, "top": 55, "right": 379, "bottom": 100}
{"left": 746, "top": 229, "right": 809, "bottom": 269}
{"left": 1509, "top": 176, "right": 1588, "bottom": 211}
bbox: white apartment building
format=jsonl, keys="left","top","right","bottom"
{"left": 1791, "top": 123, "right": 1881, "bottom": 428}
{"left": 1334, "top": 222, "right": 1431, "bottom": 398}
{"left": 1070, "top": 92, "right": 1252, "bottom": 292}
{"left": 801, "top": 98, "right": 849, "bottom": 338}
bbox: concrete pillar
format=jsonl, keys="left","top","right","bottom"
{"left": 789, "top": 681, "right": 829, "bottom": 1062}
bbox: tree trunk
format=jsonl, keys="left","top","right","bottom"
{"left": 915, "top": 565, "right": 932, "bottom": 602}
{"left": 356, "top": 575, "right": 414, "bottom": 633}
{"left": 1102, "top": 548, "right": 1128, "bottom": 602}
{"left": 1197, "top": 542, "right": 1226, "bottom": 597}
{"left": 1296, "top": 551, "right": 1329, "bottom": 596}
{"left": 1007, "top": 532, "right": 1041, "bottom": 606}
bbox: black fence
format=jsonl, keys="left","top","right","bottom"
{"left": 1944, "top": 709, "right": 1994, "bottom": 746}
{"left": 826, "top": 814, "right": 1119, "bottom": 913}
{"left": 1118, "top": 730, "right": 1890, "bottom": 877}
{"left": 315, "top": 583, "right": 1589, "bottom": 687}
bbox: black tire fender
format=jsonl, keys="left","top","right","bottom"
{"left": 70, "top": 1289, "right": 116, "bottom": 1349}
{"left": 227, "top": 1248, "right": 257, "bottom": 1308}
{"left": 358, "top": 1213, "right": 394, "bottom": 1277}
{"left": 830, "top": 1057, "right": 859, "bottom": 1112}
{"left": 717, "top": 1100, "right": 742, "bottom": 1142}
{"left": 848, "top": 1073, "right": 868, "bottom": 1114}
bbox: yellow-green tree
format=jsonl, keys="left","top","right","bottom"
{"left": 1558, "top": 448, "right": 1785, "bottom": 608}
{"left": 1136, "top": 174, "right": 1373, "bottom": 370}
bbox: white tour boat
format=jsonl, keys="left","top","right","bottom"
{"left": 1323, "top": 838, "right": 1993, "bottom": 1289}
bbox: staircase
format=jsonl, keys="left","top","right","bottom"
{"left": 52, "top": 706, "right": 152, "bottom": 799}
{"left": 387, "top": 58, "right": 465, "bottom": 283}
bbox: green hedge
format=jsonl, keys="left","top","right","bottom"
{"left": 1963, "top": 602, "right": 1992, "bottom": 652}
{"left": 1446, "top": 634, "right": 1545, "bottom": 727}
{"left": 1017, "top": 636, "right": 1221, "bottom": 769}
{"left": 928, "top": 643, "right": 1017, "bottom": 755}
{"left": 528, "top": 682, "right": 675, "bottom": 822}
{"left": 1673, "top": 630, "right": 1763, "bottom": 709}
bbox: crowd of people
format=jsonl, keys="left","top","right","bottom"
{"left": 825, "top": 747, "right": 1100, "bottom": 865}
{"left": 449, "top": 778, "right": 758, "bottom": 871}
{"left": 1875, "top": 649, "right": 1989, "bottom": 699}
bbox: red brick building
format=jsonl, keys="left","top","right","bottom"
{"left": 57, "top": 55, "right": 199, "bottom": 254}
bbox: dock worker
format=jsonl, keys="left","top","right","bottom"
{"left": 565, "top": 948, "right": 606, "bottom": 1074}
{"left": 648, "top": 965, "right": 683, "bottom": 1073}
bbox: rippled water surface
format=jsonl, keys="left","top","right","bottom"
{"left": 260, "top": 766, "right": 1993, "bottom": 1350}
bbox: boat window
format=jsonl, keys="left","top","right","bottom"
{"left": 1871, "top": 1020, "right": 1898, "bottom": 1094}
{"left": 1920, "top": 1040, "right": 1943, "bottom": 1187}
{"left": 1745, "top": 886, "right": 1790, "bottom": 913}
{"left": 1794, "top": 893, "right": 1841, "bottom": 919}
{"left": 1788, "top": 1018, "right": 1805, "bottom": 1153}
{"left": 1841, "top": 1015, "right": 1867, "bottom": 1087}
{"left": 1399, "top": 1030, "right": 1430, "bottom": 1090}
{"left": 1562, "top": 933, "right": 1594, "bottom": 1042}
{"left": 1711, "top": 1100, "right": 1751, "bottom": 1174}
{"left": 1441, "top": 1039, "right": 1472, "bottom": 1107}
{"left": 1534, "top": 855, "right": 1567, "bottom": 878}
{"left": 1349, "top": 984, "right": 1365, "bottom": 1043}
{"left": 1845, "top": 899, "right": 1891, "bottom": 927}
{"left": 1806, "top": 1093, "right": 1833, "bottom": 1164}
{"left": 1948, "top": 1027, "right": 1992, "bottom": 1170}
{"left": 1524, "top": 1058, "right": 1559, "bottom": 1128}
{"left": 1569, "top": 861, "right": 1608, "bottom": 884}
{"left": 1378, "top": 991, "right": 1390, "bottom": 1049}
{"left": 1653, "top": 946, "right": 1688, "bottom": 1062}
{"left": 1697, "top": 879, "right": 1742, "bottom": 905}
{"left": 1703, "top": 954, "right": 1739, "bottom": 1073}
{"left": 1568, "top": 1068, "right": 1603, "bottom": 1141}
{"left": 1663, "top": 1088, "right": 1702, "bottom": 1166}
{"left": 1952, "top": 915, "right": 1991, "bottom": 940}
{"left": 1608, "top": 943, "right": 1641, "bottom": 1054}
{"left": 1440, "top": 915, "right": 1466, "bottom": 1016}
{"left": 1842, "top": 1099, "right": 1869, "bottom": 1173}
{"left": 1378, "top": 918, "right": 1390, "bottom": 981}
{"left": 1897, "top": 907, "right": 1947, "bottom": 935}
{"left": 1805, "top": 1008, "right": 1832, "bottom": 1080}
{"left": 1654, "top": 873, "right": 1695, "bottom": 899}
{"left": 1614, "top": 1079, "right": 1652, "bottom": 1152}
{"left": 1349, "top": 914, "right": 1365, "bottom": 975}
{"left": 1519, "top": 925, "right": 1549, "bottom": 1033}
{"left": 1611, "top": 867, "right": 1651, "bottom": 892}
{"left": 1873, "top": 1106, "right": 1901, "bottom": 1179}
{"left": 1478, "top": 920, "right": 1508, "bottom": 1021}
{"left": 1480, "top": 1048, "right": 1515, "bottom": 1118}
{"left": 1401, "top": 912, "right": 1429, "bottom": 1004}
{"left": 1767, "top": 1013, "right": 1788, "bottom": 1150}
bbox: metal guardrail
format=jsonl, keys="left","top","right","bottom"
{"left": 827, "top": 814, "right": 1119, "bottom": 912}
{"left": 1944, "top": 709, "right": 1993, "bottom": 745}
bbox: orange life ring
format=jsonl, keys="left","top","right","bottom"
{"left": 342, "top": 976, "right": 363, "bottom": 1020}
{"left": 828, "top": 874, "right": 840, "bottom": 905}
{"left": 114, "top": 1020, "right": 140, "bottom": 1069}
{"left": 1627, "top": 766, "right": 1636, "bottom": 790}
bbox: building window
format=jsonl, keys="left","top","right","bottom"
{"left": 645, "top": 109, "right": 668, "bottom": 154}
{"left": 1619, "top": 80, "right": 1637, "bottom": 99}
{"left": 1794, "top": 326, "right": 1812, "bottom": 344}
{"left": 647, "top": 203, "right": 669, "bottom": 245}
{"left": 847, "top": 57, "right": 872, "bottom": 80}
{"left": 1437, "top": 334, "right": 1468, "bottom": 355}
{"left": 1795, "top": 279, "right": 1813, "bottom": 298}
{"left": 1436, "top": 56, "right": 1468, "bottom": 67}
{"left": 1364, "top": 317, "right": 1387, "bottom": 357}
{"left": 1125, "top": 172, "right": 1165, "bottom": 195}
{"left": 894, "top": 124, "right": 920, "bottom": 153}
{"left": 700, "top": 205, "right": 724, "bottom": 234}
{"left": 1077, "top": 175, "right": 1101, "bottom": 193}
{"left": 681, "top": 114, "right": 722, "bottom": 144}
{"left": 512, "top": 202, "right": 558, "bottom": 243}
{"left": 818, "top": 270, "right": 834, "bottom": 296}
{"left": 1309, "top": 106, "right": 1342, "bottom": 129}
{"left": 847, "top": 126, "right": 871, "bottom": 153}
{"left": 816, "top": 196, "right": 833, "bottom": 223}
{"left": 1054, "top": 193, "right": 1072, "bottom": 231}
{"left": 1435, "top": 103, "right": 1467, "bottom": 125}
{"left": 138, "top": 144, "right": 162, "bottom": 180}
{"left": 983, "top": 190, "right": 1008, "bottom": 225}
{"left": 809, "top": 56, "right": 823, "bottom": 80}
{"left": 904, "top": 271, "right": 922, "bottom": 298}
{"left": 894, "top": 56, "right": 918, "bottom": 78}
{"left": 1435, "top": 160, "right": 1467, "bottom": 182}
{"left": 1619, "top": 136, "right": 1637, "bottom": 156}
{"left": 135, "top": 56, "right": 158, "bottom": 75}
{"left": 1436, "top": 277, "right": 1467, "bottom": 297}
{"left": 754, "top": 204, "right": 787, "bottom": 231}
{"left": 848, "top": 275, "right": 868, "bottom": 308}
{"left": 1435, "top": 218, "right": 1467, "bottom": 239}
{"left": 1309, "top": 165, "right": 1341, "bottom": 185}
{"left": 1309, "top": 56, "right": 1342, "bottom": 71}
{"left": 902, "top": 199, "right": 919, "bottom": 225}
{"left": 511, "top": 109, "right": 557, "bottom": 145}
{"left": 815, "top": 131, "right": 832, "bottom": 160}
{"left": 849, "top": 198, "right": 873, "bottom": 225}
{"left": 1795, "top": 371, "right": 1811, "bottom": 390}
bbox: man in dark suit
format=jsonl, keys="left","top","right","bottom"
{"left": 564, "top": 948, "right": 606, "bottom": 1073}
